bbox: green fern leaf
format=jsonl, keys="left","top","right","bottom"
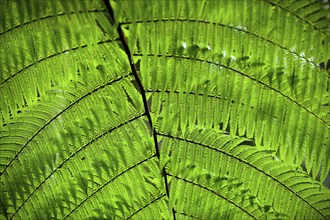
{"left": 0, "top": 0, "right": 329, "bottom": 219}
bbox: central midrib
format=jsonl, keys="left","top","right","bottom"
{"left": 102, "top": 0, "right": 176, "bottom": 219}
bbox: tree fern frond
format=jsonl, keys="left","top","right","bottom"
{"left": 1, "top": 0, "right": 329, "bottom": 219}
{"left": 0, "top": 12, "right": 115, "bottom": 85}
{"left": 158, "top": 128, "right": 329, "bottom": 219}
{"left": 0, "top": 0, "right": 107, "bottom": 35}
{"left": 0, "top": 73, "right": 136, "bottom": 173}
{"left": 130, "top": 21, "right": 329, "bottom": 115}
{"left": 147, "top": 56, "right": 328, "bottom": 177}
{"left": 63, "top": 156, "right": 161, "bottom": 219}
{"left": 264, "top": 0, "right": 330, "bottom": 32}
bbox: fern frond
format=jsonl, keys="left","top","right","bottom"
{"left": 159, "top": 128, "right": 330, "bottom": 219}
{"left": 1, "top": 0, "right": 329, "bottom": 219}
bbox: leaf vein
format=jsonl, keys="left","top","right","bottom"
{"left": 0, "top": 73, "right": 131, "bottom": 176}
{"left": 0, "top": 9, "right": 107, "bottom": 36}
{"left": 10, "top": 113, "right": 145, "bottom": 219}
{"left": 135, "top": 52, "right": 329, "bottom": 126}
{"left": 158, "top": 132, "right": 327, "bottom": 219}
{"left": 63, "top": 154, "right": 157, "bottom": 219}
{"left": 0, "top": 39, "right": 119, "bottom": 86}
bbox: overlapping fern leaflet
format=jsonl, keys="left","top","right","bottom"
{"left": 0, "top": 0, "right": 329, "bottom": 219}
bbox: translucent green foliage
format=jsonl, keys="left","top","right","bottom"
{"left": 0, "top": 0, "right": 329, "bottom": 219}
